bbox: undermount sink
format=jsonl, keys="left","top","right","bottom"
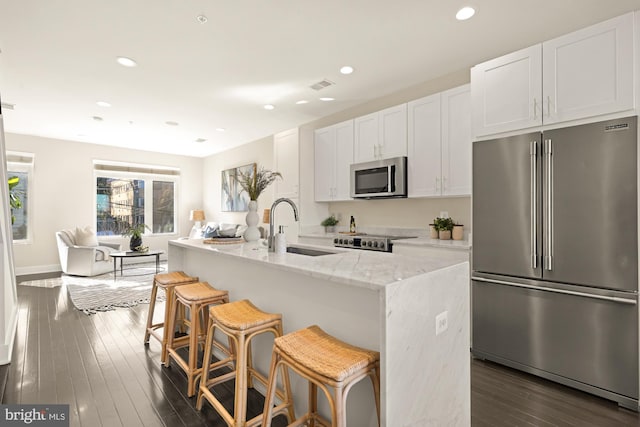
{"left": 286, "top": 246, "right": 336, "bottom": 257}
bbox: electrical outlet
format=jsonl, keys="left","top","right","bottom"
{"left": 435, "top": 311, "right": 448, "bottom": 336}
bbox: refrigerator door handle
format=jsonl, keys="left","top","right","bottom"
{"left": 472, "top": 276, "right": 637, "bottom": 305}
{"left": 545, "top": 138, "right": 553, "bottom": 271}
{"left": 530, "top": 141, "right": 538, "bottom": 269}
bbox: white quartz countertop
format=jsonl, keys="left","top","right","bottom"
{"left": 169, "top": 238, "right": 466, "bottom": 291}
{"left": 392, "top": 237, "right": 471, "bottom": 250}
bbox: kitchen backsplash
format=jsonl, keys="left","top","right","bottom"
{"left": 326, "top": 197, "right": 470, "bottom": 233}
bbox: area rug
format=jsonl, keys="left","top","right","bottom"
{"left": 20, "top": 262, "right": 167, "bottom": 315}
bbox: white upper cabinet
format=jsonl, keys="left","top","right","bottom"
{"left": 408, "top": 85, "right": 471, "bottom": 198}
{"left": 441, "top": 85, "right": 472, "bottom": 196}
{"left": 354, "top": 104, "right": 407, "bottom": 162}
{"left": 314, "top": 120, "right": 354, "bottom": 202}
{"left": 273, "top": 128, "right": 299, "bottom": 199}
{"left": 472, "top": 11, "right": 635, "bottom": 137}
{"left": 471, "top": 45, "right": 542, "bottom": 137}
{"left": 407, "top": 93, "right": 441, "bottom": 197}
{"left": 542, "top": 12, "right": 634, "bottom": 125}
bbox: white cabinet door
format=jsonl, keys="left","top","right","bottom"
{"left": 407, "top": 93, "right": 441, "bottom": 197}
{"left": 471, "top": 45, "right": 543, "bottom": 137}
{"left": 333, "top": 120, "right": 354, "bottom": 201}
{"left": 379, "top": 104, "right": 407, "bottom": 159}
{"left": 314, "top": 127, "right": 335, "bottom": 202}
{"left": 542, "top": 12, "right": 634, "bottom": 125}
{"left": 274, "top": 128, "right": 299, "bottom": 199}
{"left": 354, "top": 112, "right": 378, "bottom": 163}
{"left": 441, "top": 85, "right": 471, "bottom": 196}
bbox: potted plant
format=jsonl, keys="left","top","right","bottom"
{"left": 433, "top": 217, "right": 454, "bottom": 240}
{"left": 237, "top": 165, "right": 282, "bottom": 202}
{"left": 321, "top": 215, "right": 339, "bottom": 233}
{"left": 122, "top": 223, "right": 150, "bottom": 251}
{"left": 237, "top": 165, "right": 282, "bottom": 242}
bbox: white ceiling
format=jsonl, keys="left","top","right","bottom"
{"left": 1, "top": 1, "right": 639, "bottom": 158}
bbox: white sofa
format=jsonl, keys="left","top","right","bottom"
{"left": 55, "top": 227, "right": 121, "bottom": 276}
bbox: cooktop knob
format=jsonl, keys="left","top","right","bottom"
{"left": 373, "top": 241, "right": 379, "bottom": 248}
{"left": 334, "top": 238, "right": 339, "bottom": 244}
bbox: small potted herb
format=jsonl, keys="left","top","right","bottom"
{"left": 433, "top": 217, "right": 454, "bottom": 240}
{"left": 122, "top": 223, "right": 151, "bottom": 251}
{"left": 321, "top": 215, "right": 339, "bottom": 233}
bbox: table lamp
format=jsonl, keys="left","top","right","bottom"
{"left": 189, "top": 209, "right": 206, "bottom": 239}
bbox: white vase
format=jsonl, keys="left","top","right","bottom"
{"left": 244, "top": 200, "right": 261, "bottom": 242}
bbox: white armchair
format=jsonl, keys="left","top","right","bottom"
{"left": 55, "top": 227, "right": 121, "bottom": 276}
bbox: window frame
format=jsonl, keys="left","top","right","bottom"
{"left": 7, "top": 151, "right": 34, "bottom": 244}
{"left": 93, "top": 165, "right": 180, "bottom": 239}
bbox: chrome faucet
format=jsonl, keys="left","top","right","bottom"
{"left": 268, "top": 197, "right": 299, "bottom": 252}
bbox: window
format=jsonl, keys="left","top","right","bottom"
{"left": 7, "top": 152, "right": 34, "bottom": 243}
{"left": 94, "top": 161, "right": 179, "bottom": 237}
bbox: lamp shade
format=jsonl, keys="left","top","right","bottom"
{"left": 190, "top": 209, "right": 205, "bottom": 221}
{"left": 262, "top": 209, "right": 270, "bottom": 224}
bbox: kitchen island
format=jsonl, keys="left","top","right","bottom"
{"left": 168, "top": 238, "right": 470, "bottom": 426}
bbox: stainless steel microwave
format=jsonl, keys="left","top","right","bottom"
{"left": 350, "top": 156, "right": 407, "bottom": 199}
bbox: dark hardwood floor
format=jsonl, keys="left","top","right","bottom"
{"left": 6, "top": 274, "right": 640, "bottom": 426}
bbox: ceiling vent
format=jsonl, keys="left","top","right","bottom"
{"left": 310, "top": 79, "right": 334, "bottom": 91}
{"left": 1, "top": 102, "right": 15, "bottom": 110}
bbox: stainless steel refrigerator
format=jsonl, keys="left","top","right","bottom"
{"left": 472, "top": 116, "right": 639, "bottom": 409}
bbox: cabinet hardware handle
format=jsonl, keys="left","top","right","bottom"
{"left": 545, "top": 139, "right": 553, "bottom": 271}
{"left": 533, "top": 98, "right": 537, "bottom": 120}
{"left": 530, "top": 140, "right": 538, "bottom": 269}
{"left": 473, "top": 277, "right": 637, "bottom": 305}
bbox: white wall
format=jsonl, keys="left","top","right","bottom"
{"left": 202, "top": 135, "right": 274, "bottom": 227}
{"left": 6, "top": 133, "right": 204, "bottom": 274}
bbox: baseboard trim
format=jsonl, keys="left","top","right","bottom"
{"left": 14, "top": 264, "right": 60, "bottom": 276}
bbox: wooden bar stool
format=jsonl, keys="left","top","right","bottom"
{"left": 261, "top": 325, "right": 381, "bottom": 427}
{"left": 165, "top": 281, "right": 230, "bottom": 397}
{"left": 196, "top": 299, "right": 294, "bottom": 427}
{"left": 144, "top": 271, "right": 199, "bottom": 364}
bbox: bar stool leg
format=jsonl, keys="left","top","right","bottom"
{"left": 371, "top": 366, "right": 381, "bottom": 426}
{"left": 187, "top": 301, "right": 201, "bottom": 397}
{"left": 164, "top": 292, "right": 179, "bottom": 368}
{"left": 196, "top": 316, "right": 216, "bottom": 411}
{"left": 233, "top": 332, "right": 248, "bottom": 425}
{"left": 143, "top": 278, "right": 159, "bottom": 344}
{"left": 261, "top": 351, "right": 281, "bottom": 426}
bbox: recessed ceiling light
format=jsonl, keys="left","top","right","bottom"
{"left": 96, "top": 101, "right": 111, "bottom": 107}
{"left": 340, "top": 66, "right": 354, "bottom": 75}
{"left": 296, "top": 100, "right": 309, "bottom": 105}
{"left": 116, "top": 56, "right": 137, "bottom": 67}
{"left": 264, "top": 104, "right": 275, "bottom": 110}
{"left": 216, "top": 128, "right": 226, "bottom": 132}
{"left": 196, "top": 14, "right": 208, "bottom": 24}
{"left": 165, "top": 121, "right": 179, "bottom": 126}
{"left": 92, "top": 116, "right": 103, "bottom": 122}
{"left": 319, "top": 97, "right": 335, "bottom": 102}
{"left": 195, "top": 138, "right": 207, "bottom": 143}
{"left": 456, "top": 6, "right": 475, "bottom": 20}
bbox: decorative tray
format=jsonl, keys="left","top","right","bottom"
{"left": 203, "top": 237, "right": 245, "bottom": 245}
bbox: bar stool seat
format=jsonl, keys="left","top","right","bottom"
{"left": 144, "top": 271, "right": 199, "bottom": 363}
{"left": 196, "top": 299, "right": 294, "bottom": 427}
{"left": 262, "top": 325, "right": 381, "bottom": 427}
{"left": 165, "top": 281, "right": 229, "bottom": 397}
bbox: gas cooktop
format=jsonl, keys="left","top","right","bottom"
{"left": 333, "top": 234, "right": 416, "bottom": 252}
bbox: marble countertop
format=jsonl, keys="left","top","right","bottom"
{"left": 169, "top": 238, "right": 467, "bottom": 291}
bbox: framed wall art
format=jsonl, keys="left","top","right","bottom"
{"left": 221, "top": 163, "right": 255, "bottom": 212}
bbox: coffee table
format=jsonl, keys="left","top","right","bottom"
{"left": 111, "top": 250, "right": 164, "bottom": 279}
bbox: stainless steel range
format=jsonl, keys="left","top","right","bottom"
{"left": 333, "top": 234, "right": 415, "bottom": 252}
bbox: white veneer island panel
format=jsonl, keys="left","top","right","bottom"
{"left": 168, "top": 239, "right": 470, "bottom": 427}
